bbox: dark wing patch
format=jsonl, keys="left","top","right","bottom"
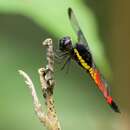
{"left": 68, "top": 8, "right": 90, "bottom": 51}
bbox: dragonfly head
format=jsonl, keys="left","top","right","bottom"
{"left": 59, "top": 36, "right": 73, "bottom": 52}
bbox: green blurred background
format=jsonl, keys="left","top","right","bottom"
{"left": 0, "top": 0, "right": 130, "bottom": 130}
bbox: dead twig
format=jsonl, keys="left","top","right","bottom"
{"left": 19, "top": 38, "right": 61, "bottom": 130}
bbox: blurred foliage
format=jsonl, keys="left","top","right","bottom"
{"left": 0, "top": 0, "right": 130, "bottom": 130}
{"left": 0, "top": 0, "right": 111, "bottom": 76}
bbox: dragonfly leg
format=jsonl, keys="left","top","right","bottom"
{"left": 54, "top": 50, "right": 69, "bottom": 64}
{"left": 61, "top": 57, "right": 71, "bottom": 70}
{"left": 55, "top": 49, "right": 62, "bottom": 53}
{"left": 54, "top": 52, "right": 68, "bottom": 59}
{"left": 55, "top": 49, "right": 68, "bottom": 55}
{"left": 65, "top": 57, "right": 71, "bottom": 74}
{"left": 55, "top": 55, "right": 68, "bottom": 64}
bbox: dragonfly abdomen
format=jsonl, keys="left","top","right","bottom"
{"left": 74, "top": 48, "right": 106, "bottom": 93}
{"left": 74, "top": 48, "right": 91, "bottom": 70}
{"left": 73, "top": 47, "right": 120, "bottom": 113}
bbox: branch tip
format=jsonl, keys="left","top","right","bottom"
{"left": 19, "top": 38, "right": 61, "bottom": 130}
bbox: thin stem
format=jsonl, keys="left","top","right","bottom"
{"left": 19, "top": 38, "right": 61, "bottom": 130}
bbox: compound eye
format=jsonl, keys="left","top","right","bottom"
{"left": 64, "top": 38, "right": 71, "bottom": 46}
{"left": 59, "top": 36, "right": 72, "bottom": 51}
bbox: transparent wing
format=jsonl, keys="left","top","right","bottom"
{"left": 68, "top": 8, "right": 90, "bottom": 50}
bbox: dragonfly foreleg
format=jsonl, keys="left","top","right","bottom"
{"left": 61, "top": 56, "right": 71, "bottom": 70}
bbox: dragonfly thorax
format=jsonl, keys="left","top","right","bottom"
{"left": 59, "top": 36, "right": 73, "bottom": 52}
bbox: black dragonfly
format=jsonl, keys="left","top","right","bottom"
{"left": 57, "top": 8, "right": 120, "bottom": 113}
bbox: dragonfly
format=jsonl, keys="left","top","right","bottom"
{"left": 58, "top": 8, "right": 120, "bottom": 113}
